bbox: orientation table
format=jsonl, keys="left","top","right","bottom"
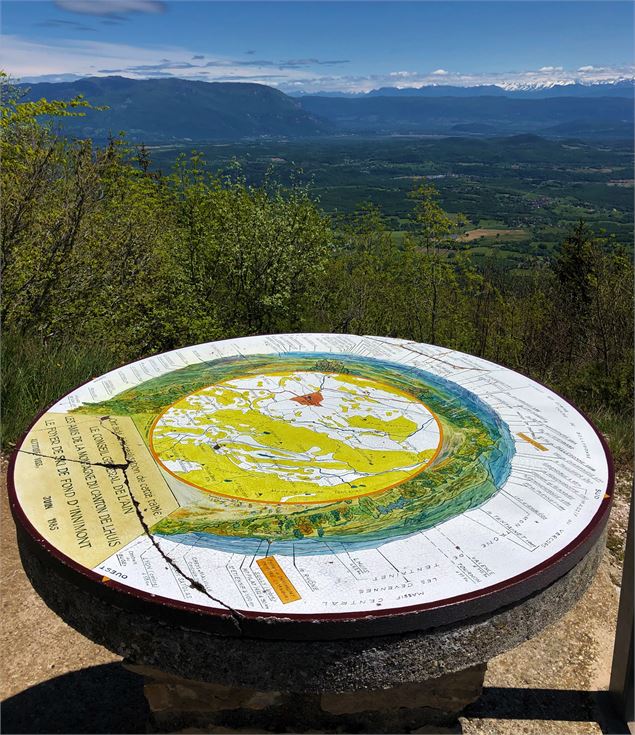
{"left": 10, "top": 334, "right": 613, "bottom": 732}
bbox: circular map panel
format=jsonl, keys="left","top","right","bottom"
{"left": 9, "top": 334, "right": 612, "bottom": 638}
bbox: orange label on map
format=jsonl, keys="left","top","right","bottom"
{"left": 517, "top": 432, "right": 548, "bottom": 452}
{"left": 256, "top": 556, "right": 301, "bottom": 604}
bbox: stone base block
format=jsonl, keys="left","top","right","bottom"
{"left": 124, "top": 662, "right": 485, "bottom": 733}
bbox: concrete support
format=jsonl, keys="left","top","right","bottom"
{"left": 125, "top": 662, "right": 486, "bottom": 733}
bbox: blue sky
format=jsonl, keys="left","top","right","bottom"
{"left": 2, "top": 1, "right": 633, "bottom": 92}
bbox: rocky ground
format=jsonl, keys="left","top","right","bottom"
{"left": 1, "top": 461, "right": 632, "bottom": 735}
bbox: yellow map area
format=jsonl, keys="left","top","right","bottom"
{"left": 150, "top": 372, "right": 441, "bottom": 504}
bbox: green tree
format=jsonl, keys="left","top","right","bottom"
{"left": 551, "top": 220, "right": 598, "bottom": 374}
{"left": 402, "top": 184, "right": 469, "bottom": 345}
{"left": 1, "top": 76, "right": 100, "bottom": 330}
{"left": 167, "top": 157, "right": 332, "bottom": 338}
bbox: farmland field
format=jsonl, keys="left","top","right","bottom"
{"left": 458, "top": 228, "right": 530, "bottom": 242}
{"left": 149, "top": 134, "right": 633, "bottom": 265}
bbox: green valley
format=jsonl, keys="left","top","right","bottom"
{"left": 149, "top": 134, "right": 634, "bottom": 266}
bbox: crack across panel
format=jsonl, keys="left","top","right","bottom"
{"left": 18, "top": 414, "right": 246, "bottom": 633}
{"left": 97, "top": 416, "right": 246, "bottom": 633}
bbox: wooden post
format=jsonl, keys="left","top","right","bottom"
{"left": 610, "top": 487, "right": 634, "bottom": 729}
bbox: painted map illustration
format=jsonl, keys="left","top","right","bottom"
{"left": 72, "top": 351, "right": 513, "bottom": 554}
{"left": 11, "top": 334, "right": 611, "bottom": 622}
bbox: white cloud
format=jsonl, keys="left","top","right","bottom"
{"left": 1, "top": 35, "right": 168, "bottom": 78}
{"left": 0, "top": 34, "right": 320, "bottom": 88}
{"left": 55, "top": 0, "right": 165, "bottom": 16}
{"left": 2, "top": 34, "right": 633, "bottom": 94}
{"left": 538, "top": 66, "right": 564, "bottom": 72}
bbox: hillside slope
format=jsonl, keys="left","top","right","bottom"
{"left": 20, "top": 76, "right": 331, "bottom": 141}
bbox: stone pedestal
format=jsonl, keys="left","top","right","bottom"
{"left": 125, "top": 662, "right": 485, "bottom": 733}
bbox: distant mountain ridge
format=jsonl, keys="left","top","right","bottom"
{"left": 293, "top": 80, "right": 635, "bottom": 99}
{"left": 298, "top": 94, "right": 633, "bottom": 139}
{"left": 18, "top": 76, "right": 634, "bottom": 142}
{"left": 19, "top": 76, "right": 330, "bottom": 141}
{"left": 369, "top": 80, "right": 634, "bottom": 98}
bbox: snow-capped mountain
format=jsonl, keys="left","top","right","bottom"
{"left": 497, "top": 78, "right": 634, "bottom": 92}
{"left": 291, "top": 79, "right": 634, "bottom": 99}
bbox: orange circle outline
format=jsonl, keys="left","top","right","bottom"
{"left": 148, "top": 370, "right": 444, "bottom": 505}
